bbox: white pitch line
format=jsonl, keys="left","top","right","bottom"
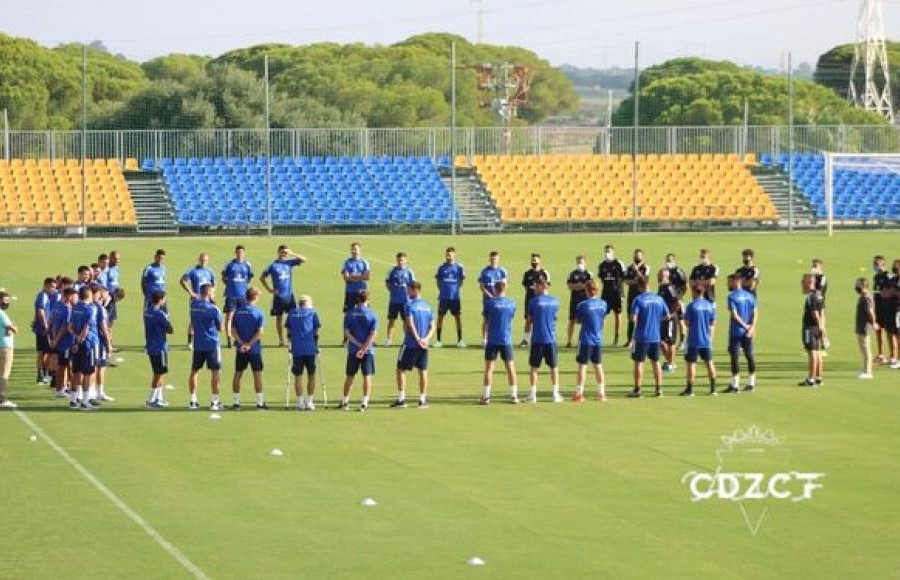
{"left": 14, "top": 411, "right": 209, "bottom": 580}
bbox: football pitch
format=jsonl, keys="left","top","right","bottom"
{"left": 1, "top": 231, "right": 897, "bottom": 579}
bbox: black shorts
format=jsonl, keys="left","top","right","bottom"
{"left": 291, "top": 355, "right": 317, "bottom": 376}
{"left": 56, "top": 346, "right": 72, "bottom": 367}
{"left": 397, "top": 345, "right": 428, "bottom": 371}
{"left": 602, "top": 290, "right": 622, "bottom": 313}
{"left": 576, "top": 344, "right": 602, "bottom": 365}
{"left": 685, "top": 347, "right": 713, "bottom": 363}
{"left": 387, "top": 302, "right": 406, "bottom": 321}
{"left": 343, "top": 292, "right": 359, "bottom": 313}
{"left": 35, "top": 334, "right": 51, "bottom": 353}
{"left": 484, "top": 344, "right": 514, "bottom": 362}
{"left": 438, "top": 299, "right": 461, "bottom": 316}
{"left": 271, "top": 294, "right": 296, "bottom": 316}
{"left": 631, "top": 341, "right": 660, "bottom": 363}
{"left": 107, "top": 301, "right": 118, "bottom": 325}
{"left": 72, "top": 343, "right": 97, "bottom": 375}
{"left": 346, "top": 352, "right": 375, "bottom": 376}
{"left": 568, "top": 295, "right": 586, "bottom": 321}
{"left": 660, "top": 319, "right": 676, "bottom": 345}
{"left": 523, "top": 293, "right": 535, "bottom": 319}
{"left": 192, "top": 349, "right": 222, "bottom": 371}
{"left": 728, "top": 335, "right": 754, "bottom": 355}
{"left": 802, "top": 327, "right": 824, "bottom": 352}
{"left": 874, "top": 297, "right": 891, "bottom": 327}
{"left": 529, "top": 343, "right": 558, "bottom": 369}
{"left": 224, "top": 296, "right": 246, "bottom": 314}
{"left": 883, "top": 305, "right": 900, "bottom": 334}
{"left": 148, "top": 352, "right": 169, "bottom": 375}
{"left": 235, "top": 351, "right": 264, "bottom": 372}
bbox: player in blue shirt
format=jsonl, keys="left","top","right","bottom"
{"left": 384, "top": 252, "right": 416, "bottom": 347}
{"left": 285, "top": 295, "right": 321, "bottom": 410}
{"left": 526, "top": 279, "right": 561, "bottom": 403}
{"left": 141, "top": 249, "right": 167, "bottom": 312}
{"left": 143, "top": 291, "right": 173, "bottom": 409}
{"left": 48, "top": 287, "right": 77, "bottom": 399}
{"left": 391, "top": 282, "right": 435, "bottom": 409}
{"left": 681, "top": 284, "right": 718, "bottom": 397}
{"left": 179, "top": 252, "right": 216, "bottom": 348}
{"left": 481, "top": 281, "right": 519, "bottom": 404}
{"left": 230, "top": 288, "right": 268, "bottom": 410}
{"left": 340, "top": 242, "right": 371, "bottom": 342}
{"left": 33, "top": 276, "right": 57, "bottom": 384}
{"left": 725, "top": 274, "right": 759, "bottom": 393}
{"left": 574, "top": 280, "right": 609, "bottom": 402}
{"left": 340, "top": 290, "right": 378, "bottom": 412}
{"left": 629, "top": 276, "right": 670, "bottom": 397}
{"left": 188, "top": 284, "right": 224, "bottom": 411}
{"left": 69, "top": 286, "right": 99, "bottom": 410}
{"left": 222, "top": 245, "right": 254, "bottom": 348}
{"left": 93, "top": 286, "right": 115, "bottom": 404}
{"left": 261, "top": 245, "right": 306, "bottom": 347}
{"left": 434, "top": 246, "right": 466, "bottom": 348}
{"left": 73, "top": 265, "right": 92, "bottom": 293}
{"left": 105, "top": 250, "right": 122, "bottom": 341}
{"left": 478, "top": 251, "right": 508, "bottom": 347}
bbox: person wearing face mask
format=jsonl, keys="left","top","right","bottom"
{"left": 872, "top": 255, "right": 891, "bottom": 364}
{"left": 886, "top": 260, "right": 900, "bottom": 369}
{"left": 565, "top": 255, "right": 593, "bottom": 349}
{"left": 623, "top": 249, "right": 650, "bottom": 348}
{"left": 734, "top": 249, "right": 760, "bottom": 295}
{"left": 664, "top": 253, "right": 688, "bottom": 349}
{"left": 520, "top": 253, "right": 550, "bottom": 347}
{"left": 0, "top": 292, "right": 19, "bottom": 409}
{"left": 854, "top": 278, "right": 878, "bottom": 379}
{"left": 598, "top": 245, "right": 627, "bottom": 346}
{"left": 810, "top": 259, "right": 828, "bottom": 301}
{"left": 689, "top": 249, "right": 719, "bottom": 303}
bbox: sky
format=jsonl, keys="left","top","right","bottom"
{"left": 3, "top": 0, "right": 900, "bottom": 69}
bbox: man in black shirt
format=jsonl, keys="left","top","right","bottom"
{"left": 664, "top": 252, "right": 688, "bottom": 348}
{"left": 598, "top": 245, "right": 627, "bottom": 345}
{"left": 872, "top": 255, "right": 892, "bottom": 364}
{"left": 887, "top": 260, "right": 900, "bottom": 369}
{"left": 734, "top": 248, "right": 760, "bottom": 295}
{"left": 565, "top": 255, "right": 593, "bottom": 348}
{"left": 657, "top": 268, "right": 681, "bottom": 372}
{"left": 520, "top": 253, "right": 550, "bottom": 347}
{"left": 689, "top": 248, "right": 719, "bottom": 302}
{"left": 811, "top": 258, "right": 828, "bottom": 299}
{"left": 799, "top": 273, "right": 826, "bottom": 387}
{"left": 623, "top": 248, "right": 650, "bottom": 348}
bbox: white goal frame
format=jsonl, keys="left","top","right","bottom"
{"left": 822, "top": 152, "right": 900, "bottom": 236}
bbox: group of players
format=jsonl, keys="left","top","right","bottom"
{"left": 26, "top": 241, "right": 900, "bottom": 412}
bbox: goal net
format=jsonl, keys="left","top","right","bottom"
{"left": 822, "top": 152, "right": 900, "bottom": 235}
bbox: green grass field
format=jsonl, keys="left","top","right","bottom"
{"left": 1, "top": 231, "right": 898, "bottom": 579}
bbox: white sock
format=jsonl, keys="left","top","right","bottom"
{"left": 361, "top": 395, "right": 369, "bottom": 407}
{"left": 524, "top": 331, "right": 532, "bottom": 342}
{"left": 482, "top": 385, "right": 491, "bottom": 399}
{"left": 190, "top": 392, "right": 198, "bottom": 404}
{"left": 418, "top": 394, "right": 426, "bottom": 403}
{"left": 76, "top": 386, "right": 84, "bottom": 401}
{"left": 552, "top": 384, "right": 560, "bottom": 396}
{"left": 576, "top": 384, "right": 584, "bottom": 395}
{"left": 148, "top": 387, "right": 159, "bottom": 402}
{"left": 731, "top": 375, "right": 740, "bottom": 388}
{"left": 298, "top": 395, "right": 306, "bottom": 405}
{"left": 87, "top": 386, "right": 97, "bottom": 400}
{"left": 510, "top": 385, "right": 519, "bottom": 398}
{"left": 748, "top": 374, "right": 756, "bottom": 386}
{"left": 342, "top": 396, "right": 349, "bottom": 404}
{"left": 529, "top": 386, "right": 537, "bottom": 399}
{"left": 256, "top": 393, "right": 265, "bottom": 405}
{"left": 233, "top": 393, "right": 241, "bottom": 405}
{"left": 397, "top": 389, "right": 406, "bottom": 402}
{"left": 98, "top": 384, "right": 106, "bottom": 396}
{"left": 597, "top": 383, "right": 606, "bottom": 396}
{"left": 211, "top": 394, "right": 220, "bottom": 404}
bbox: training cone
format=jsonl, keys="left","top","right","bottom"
{"left": 209, "top": 413, "right": 222, "bottom": 420}
{"left": 269, "top": 449, "right": 284, "bottom": 456}
{"left": 466, "top": 557, "right": 485, "bottom": 566}
{"left": 360, "top": 498, "right": 377, "bottom": 507}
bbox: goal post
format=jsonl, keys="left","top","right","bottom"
{"left": 822, "top": 152, "right": 900, "bottom": 237}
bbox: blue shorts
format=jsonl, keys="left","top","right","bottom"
{"left": 192, "top": 349, "right": 222, "bottom": 371}
{"left": 96, "top": 341, "right": 109, "bottom": 368}
{"left": 291, "top": 355, "right": 317, "bottom": 376}
{"left": 438, "top": 299, "right": 461, "bottom": 316}
{"left": 224, "top": 296, "right": 246, "bottom": 314}
{"left": 387, "top": 302, "right": 406, "bottom": 321}
{"left": 685, "top": 347, "right": 713, "bottom": 363}
{"left": 235, "top": 351, "right": 264, "bottom": 372}
{"left": 482, "top": 302, "right": 491, "bottom": 318}
{"left": 346, "top": 352, "right": 375, "bottom": 376}
{"left": 55, "top": 346, "right": 72, "bottom": 367}
{"left": 631, "top": 341, "right": 661, "bottom": 363}
{"left": 529, "top": 343, "right": 558, "bottom": 369}
{"left": 576, "top": 344, "right": 602, "bottom": 365}
{"left": 271, "top": 294, "right": 296, "bottom": 316}
{"left": 148, "top": 352, "right": 168, "bottom": 375}
{"left": 728, "top": 335, "right": 754, "bottom": 355}
{"left": 397, "top": 345, "right": 428, "bottom": 371}
{"left": 484, "top": 343, "right": 514, "bottom": 362}
{"left": 35, "top": 333, "right": 51, "bottom": 353}
{"left": 72, "top": 343, "right": 97, "bottom": 375}
{"left": 107, "top": 301, "right": 118, "bottom": 324}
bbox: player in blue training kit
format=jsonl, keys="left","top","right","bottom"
{"left": 141, "top": 249, "right": 167, "bottom": 312}
{"left": 629, "top": 276, "right": 670, "bottom": 397}
{"left": 188, "top": 284, "right": 224, "bottom": 411}
{"left": 725, "top": 274, "right": 758, "bottom": 393}
{"left": 340, "top": 242, "right": 371, "bottom": 342}
{"left": 179, "top": 252, "right": 216, "bottom": 348}
{"left": 230, "top": 288, "right": 268, "bottom": 410}
{"left": 104, "top": 250, "right": 122, "bottom": 341}
{"left": 32, "top": 276, "right": 57, "bottom": 384}
{"left": 285, "top": 295, "right": 321, "bottom": 410}
{"left": 478, "top": 251, "right": 508, "bottom": 346}
{"left": 391, "top": 281, "right": 435, "bottom": 409}
{"left": 260, "top": 245, "right": 306, "bottom": 347}
{"left": 143, "top": 291, "right": 173, "bottom": 409}
{"left": 384, "top": 252, "right": 416, "bottom": 346}
{"left": 434, "top": 246, "right": 466, "bottom": 348}
{"left": 93, "top": 286, "right": 115, "bottom": 403}
{"left": 573, "top": 280, "right": 609, "bottom": 402}
{"left": 69, "top": 286, "right": 99, "bottom": 410}
{"left": 340, "top": 290, "right": 378, "bottom": 412}
{"left": 481, "top": 281, "right": 519, "bottom": 404}
{"left": 526, "top": 278, "right": 562, "bottom": 403}
{"left": 681, "top": 284, "right": 718, "bottom": 397}
{"left": 49, "top": 287, "right": 77, "bottom": 399}
{"left": 222, "top": 245, "right": 254, "bottom": 348}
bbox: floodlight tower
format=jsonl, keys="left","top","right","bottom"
{"left": 848, "top": 0, "right": 895, "bottom": 123}
{"left": 472, "top": 0, "right": 485, "bottom": 44}
{"left": 472, "top": 63, "right": 532, "bottom": 153}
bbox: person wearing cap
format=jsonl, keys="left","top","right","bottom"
{"left": 261, "top": 245, "right": 306, "bottom": 347}
{"left": 0, "top": 291, "right": 19, "bottom": 408}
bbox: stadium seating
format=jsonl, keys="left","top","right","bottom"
{"left": 467, "top": 154, "right": 777, "bottom": 223}
{"left": 145, "top": 156, "right": 456, "bottom": 227}
{"left": 760, "top": 153, "right": 900, "bottom": 221}
{"left": 0, "top": 159, "right": 138, "bottom": 227}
